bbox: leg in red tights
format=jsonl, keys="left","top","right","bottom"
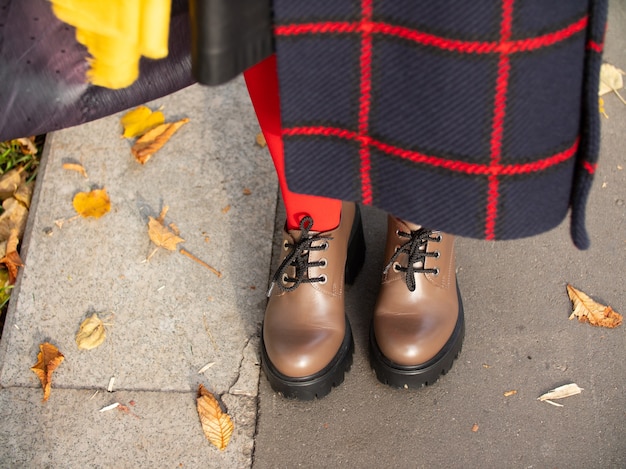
{"left": 244, "top": 55, "right": 341, "bottom": 232}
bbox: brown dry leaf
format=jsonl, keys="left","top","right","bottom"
{"left": 0, "top": 228, "right": 24, "bottom": 284}
{"left": 76, "top": 313, "right": 106, "bottom": 350}
{"left": 242, "top": 188, "right": 252, "bottom": 196}
{"left": 0, "top": 197, "right": 29, "bottom": 242}
{"left": 120, "top": 105, "right": 165, "bottom": 139}
{"left": 255, "top": 132, "right": 267, "bottom": 148}
{"left": 131, "top": 118, "right": 189, "bottom": 164}
{"left": 73, "top": 188, "right": 111, "bottom": 218}
{"left": 504, "top": 390, "right": 517, "bottom": 397}
{"left": 148, "top": 206, "right": 184, "bottom": 251}
{"left": 0, "top": 168, "right": 25, "bottom": 200}
{"left": 471, "top": 424, "right": 479, "bottom": 432}
{"left": 14, "top": 181, "right": 34, "bottom": 208}
{"left": 15, "top": 137, "right": 38, "bottom": 155}
{"left": 221, "top": 205, "right": 231, "bottom": 214}
{"left": 63, "top": 163, "right": 88, "bottom": 178}
{"left": 30, "top": 342, "right": 64, "bottom": 401}
{"left": 567, "top": 284, "right": 622, "bottom": 328}
{"left": 196, "top": 384, "right": 234, "bottom": 451}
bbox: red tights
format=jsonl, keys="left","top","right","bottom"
{"left": 244, "top": 55, "right": 341, "bottom": 232}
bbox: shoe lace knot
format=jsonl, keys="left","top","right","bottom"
{"left": 267, "top": 216, "right": 333, "bottom": 297}
{"left": 383, "top": 227, "right": 441, "bottom": 292}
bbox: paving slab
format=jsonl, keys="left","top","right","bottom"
{"left": 0, "top": 79, "right": 276, "bottom": 467}
{"left": 252, "top": 3, "right": 626, "bottom": 468}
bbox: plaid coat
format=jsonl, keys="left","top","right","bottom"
{"left": 273, "top": 0, "right": 608, "bottom": 249}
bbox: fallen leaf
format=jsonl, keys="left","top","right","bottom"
{"left": 242, "top": 188, "right": 252, "bottom": 196}
{"left": 13, "top": 181, "right": 34, "bottom": 208}
{"left": 255, "top": 132, "right": 267, "bottom": 148}
{"left": 120, "top": 106, "right": 165, "bottom": 139}
{"left": 0, "top": 228, "right": 24, "bottom": 284}
{"left": 62, "top": 163, "right": 88, "bottom": 178}
{"left": 0, "top": 168, "right": 25, "bottom": 200}
{"left": 15, "top": 137, "right": 38, "bottom": 155}
{"left": 196, "top": 384, "right": 234, "bottom": 451}
{"left": 599, "top": 97, "right": 609, "bottom": 118}
{"left": 73, "top": 188, "right": 111, "bottom": 218}
{"left": 131, "top": 118, "right": 189, "bottom": 164}
{"left": 471, "top": 423, "right": 479, "bottom": 432}
{"left": 221, "top": 205, "right": 231, "bottom": 214}
{"left": 567, "top": 284, "right": 622, "bottom": 328}
{"left": 538, "top": 383, "right": 583, "bottom": 407}
{"left": 503, "top": 390, "right": 517, "bottom": 397}
{"left": 599, "top": 63, "right": 625, "bottom": 96}
{"left": 147, "top": 206, "right": 184, "bottom": 251}
{"left": 76, "top": 313, "right": 106, "bottom": 350}
{"left": 30, "top": 342, "right": 64, "bottom": 401}
{"left": 179, "top": 248, "right": 221, "bottom": 277}
{"left": 0, "top": 197, "right": 29, "bottom": 241}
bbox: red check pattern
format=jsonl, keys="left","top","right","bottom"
{"left": 276, "top": 0, "right": 605, "bottom": 241}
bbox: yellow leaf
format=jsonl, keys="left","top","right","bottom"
{"left": 567, "top": 284, "right": 622, "bottom": 328}
{"left": 131, "top": 118, "right": 189, "bottom": 164}
{"left": 0, "top": 168, "right": 25, "bottom": 200}
{"left": 0, "top": 197, "right": 29, "bottom": 241}
{"left": 15, "top": 137, "right": 38, "bottom": 155}
{"left": 120, "top": 106, "right": 165, "bottom": 139}
{"left": 599, "top": 63, "right": 624, "bottom": 96}
{"left": 147, "top": 206, "right": 184, "bottom": 251}
{"left": 73, "top": 188, "right": 111, "bottom": 218}
{"left": 30, "top": 342, "right": 64, "bottom": 402}
{"left": 62, "top": 163, "right": 89, "bottom": 178}
{"left": 76, "top": 313, "right": 106, "bottom": 350}
{"left": 14, "top": 181, "right": 34, "bottom": 209}
{"left": 255, "top": 132, "right": 267, "bottom": 148}
{"left": 196, "top": 384, "right": 234, "bottom": 451}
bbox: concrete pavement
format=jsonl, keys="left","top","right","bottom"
{"left": 1, "top": 2, "right": 625, "bottom": 467}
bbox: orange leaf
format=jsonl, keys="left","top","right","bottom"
{"left": 147, "top": 206, "right": 184, "bottom": 251}
{"left": 567, "top": 284, "right": 622, "bottom": 328}
{"left": 131, "top": 118, "right": 189, "bottom": 164}
{"left": 196, "top": 384, "right": 234, "bottom": 451}
{"left": 62, "top": 163, "right": 88, "bottom": 178}
{"left": 0, "top": 228, "right": 23, "bottom": 284}
{"left": 73, "top": 188, "right": 111, "bottom": 218}
{"left": 30, "top": 342, "right": 64, "bottom": 401}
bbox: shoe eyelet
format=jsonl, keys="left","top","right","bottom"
{"left": 393, "top": 262, "right": 401, "bottom": 272}
{"left": 394, "top": 245, "right": 400, "bottom": 253}
{"left": 319, "top": 274, "right": 328, "bottom": 284}
{"left": 282, "top": 273, "right": 289, "bottom": 283}
{"left": 433, "top": 268, "right": 440, "bottom": 276}
{"left": 434, "top": 251, "right": 441, "bottom": 258}
{"left": 283, "top": 241, "right": 289, "bottom": 250}
{"left": 319, "top": 258, "right": 327, "bottom": 268}
{"left": 436, "top": 234, "right": 443, "bottom": 242}
{"left": 319, "top": 242, "right": 329, "bottom": 250}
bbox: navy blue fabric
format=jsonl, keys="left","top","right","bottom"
{"left": 274, "top": 0, "right": 608, "bottom": 249}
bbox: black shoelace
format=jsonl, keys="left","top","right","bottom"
{"left": 383, "top": 227, "right": 441, "bottom": 292}
{"left": 267, "top": 216, "right": 332, "bottom": 296}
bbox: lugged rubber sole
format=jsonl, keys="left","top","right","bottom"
{"left": 370, "top": 285, "right": 465, "bottom": 389}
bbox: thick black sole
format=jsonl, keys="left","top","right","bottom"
{"left": 370, "top": 284, "right": 465, "bottom": 389}
{"left": 261, "top": 206, "right": 366, "bottom": 400}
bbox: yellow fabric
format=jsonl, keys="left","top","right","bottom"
{"left": 50, "top": 0, "right": 171, "bottom": 89}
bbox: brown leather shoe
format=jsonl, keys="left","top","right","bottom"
{"left": 370, "top": 216, "right": 464, "bottom": 388}
{"left": 262, "top": 202, "right": 365, "bottom": 399}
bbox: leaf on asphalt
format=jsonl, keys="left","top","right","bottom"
{"left": 76, "top": 313, "right": 106, "bottom": 350}
{"left": 0, "top": 197, "right": 29, "bottom": 241}
{"left": 0, "top": 168, "right": 25, "bottom": 200}
{"left": 0, "top": 228, "right": 24, "bottom": 284}
{"left": 148, "top": 206, "right": 185, "bottom": 251}
{"left": 120, "top": 106, "right": 165, "bottom": 139}
{"left": 62, "top": 163, "right": 88, "bottom": 179}
{"left": 197, "top": 384, "right": 234, "bottom": 451}
{"left": 538, "top": 383, "right": 583, "bottom": 407}
{"left": 131, "top": 118, "right": 189, "bottom": 164}
{"left": 567, "top": 284, "right": 622, "bottom": 328}
{"left": 73, "top": 188, "right": 111, "bottom": 218}
{"left": 599, "top": 63, "right": 625, "bottom": 97}
{"left": 30, "top": 342, "right": 64, "bottom": 402}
